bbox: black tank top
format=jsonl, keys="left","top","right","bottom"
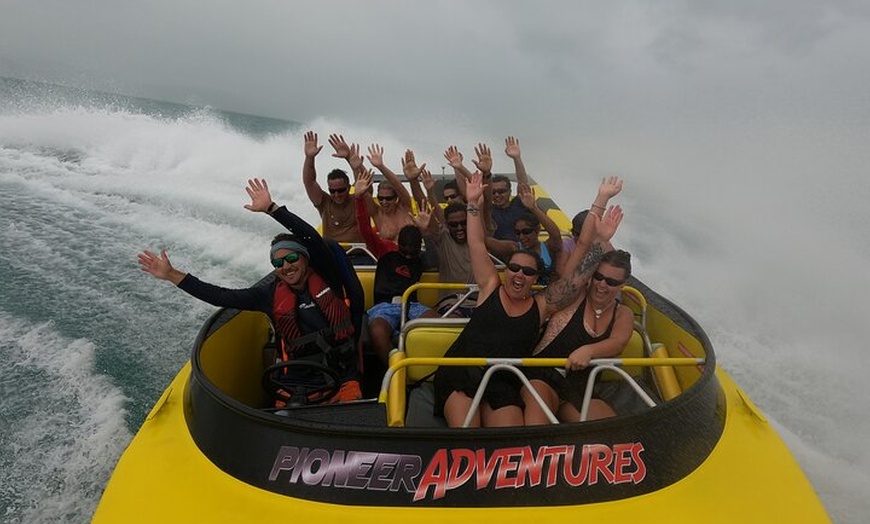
{"left": 534, "top": 297, "right": 617, "bottom": 358}
{"left": 444, "top": 286, "right": 541, "bottom": 359}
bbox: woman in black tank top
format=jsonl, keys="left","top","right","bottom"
{"left": 432, "top": 172, "right": 624, "bottom": 428}
{"left": 521, "top": 251, "right": 635, "bottom": 424}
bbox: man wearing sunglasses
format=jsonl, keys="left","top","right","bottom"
{"left": 490, "top": 136, "right": 533, "bottom": 241}
{"left": 138, "top": 178, "right": 366, "bottom": 405}
{"left": 418, "top": 167, "right": 478, "bottom": 316}
{"left": 302, "top": 131, "right": 364, "bottom": 244}
{"left": 353, "top": 170, "right": 431, "bottom": 363}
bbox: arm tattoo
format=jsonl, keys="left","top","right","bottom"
{"left": 544, "top": 278, "right": 581, "bottom": 312}
{"left": 578, "top": 242, "right": 604, "bottom": 278}
{"left": 543, "top": 242, "right": 604, "bottom": 312}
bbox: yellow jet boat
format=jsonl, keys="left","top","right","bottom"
{"left": 94, "top": 178, "right": 830, "bottom": 523}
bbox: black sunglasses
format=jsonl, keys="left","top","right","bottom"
{"left": 593, "top": 271, "right": 624, "bottom": 287}
{"left": 492, "top": 188, "right": 510, "bottom": 195}
{"left": 271, "top": 252, "right": 302, "bottom": 268}
{"left": 444, "top": 193, "right": 461, "bottom": 200}
{"left": 507, "top": 262, "right": 538, "bottom": 276}
{"left": 515, "top": 227, "right": 536, "bottom": 236}
{"left": 378, "top": 194, "right": 397, "bottom": 202}
{"left": 447, "top": 220, "right": 467, "bottom": 229}
{"left": 328, "top": 186, "right": 348, "bottom": 194}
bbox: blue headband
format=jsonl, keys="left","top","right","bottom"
{"left": 270, "top": 240, "right": 309, "bottom": 260}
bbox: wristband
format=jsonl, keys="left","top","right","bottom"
{"left": 466, "top": 205, "right": 480, "bottom": 216}
{"left": 267, "top": 202, "right": 278, "bottom": 214}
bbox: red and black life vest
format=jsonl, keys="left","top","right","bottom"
{"left": 272, "top": 272, "right": 355, "bottom": 367}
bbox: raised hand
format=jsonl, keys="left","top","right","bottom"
{"left": 420, "top": 167, "right": 436, "bottom": 191}
{"left": 348, "top": 143, "right": 363, "bottom": 172}
{"left": 598, "top": 176, "right": 623, "bottom": 200}
{"left": 304, "top": 131, "right": 323, "bottom": 158}
{"left": 366, "top": 144, "right": 385, "bottom": 169}
{"left": 138, "top": 249, "right": 175, "bottom": 281}
{"left": 243, "top": 178, "right": 273, "bottom": 212}
{"left": 354, "top": 168, "right": 374, "bottom": 198}
{"left": 411, "top": 201, "right": 433, "bottom": 231}
{"left": 401, "top": 149, "right": 426, "bottom": 180}
{"left": 466, "top": 171, "right": 487, "bottom": 205}
{"left": 471, "top": 143, "right": 492, "bottom": 174}
{"left": 596, "top": 205, "right": 624, "bottom": 242}
{"left": 328, "top": 134, "right": 351, "bottom": 159}
{"left": 504, "top": 136, "right": 522, "bottom": 159}
{"left": 518, "top": 183, "right": 536, "bottom": 210}
{"left": 443, "top": 145, "right": 464, "bottom": 170}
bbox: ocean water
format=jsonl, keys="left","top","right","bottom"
{"left": 1, "top": 76, "right": 867, "bottom": 522}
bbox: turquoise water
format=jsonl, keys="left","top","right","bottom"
{"left": 1, "top": 77, "right": 865, "bottom": 522}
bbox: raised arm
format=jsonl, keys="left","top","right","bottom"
{"left": 401, "top": 149, "right": 428, "bottom": 210}
{"left": 505, "top": 136, "right": 529, "bottom": 186}
{"left": 367, "top": 144, "right": 412, "bottom": 209}
{"left": 245, "top": 178, "right": 346, "bottom": 297}
{"left": 591, "top": 176, "right": 623, "bottom": 217}
{"left": 518, "top": 183, "right": 562, "bottom": 256}
{"left": 443, "top": 145, "right": 473, "bottom": 198}
{"left": 329, "top": 134, "right": 365, "bottom": 178}
{"left": 472, "top": 143, "right": 496, "bottom": 235}
{"left": 138, "top": 249, "right": 272, "bottom": 312}
{"left": 465, "top": 173, "right": 501, "bottom": 297}
{"left": 420, "top": 167, "right": 445, "bottom": 224}
{"left": 540, "top": 205, "right": 623, "bottom": 317}
{"left": 353, "top": 169, "right": 394, "bottom": 258}
{"left": 302, "top": 131, "right": 326, "bottom": 207}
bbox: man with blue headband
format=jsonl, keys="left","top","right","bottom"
{"left": 138, "top": 178, "right": 364, "bottom": 406}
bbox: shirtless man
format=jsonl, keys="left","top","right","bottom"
{"left": 301, "top": 131, "right": 364, "bottom": 243}
{"left": 362, "top": 144, "right": 415, "bottom": 242}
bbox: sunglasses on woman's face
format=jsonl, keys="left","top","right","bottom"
{"left": 271, "top": 252, "right": 301, "bottom": 268}
{"left": 592, "top": 271, "right": 624, "bottom": 287}
{"left": 515, "top": 227, "right": 536, "bottom": 236}
{"left": 507, "top": 262, "right": 538, "bottom": 276}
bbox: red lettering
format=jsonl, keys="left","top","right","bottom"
{"left": 447, "top": 449, "right": 476, "bottom": 490}
{"left": 414, "top": 449, "right": 449, "bottom": 501}
{"left": 587, "top": 444, "right": 615, "bottom": 485}
{"left": 611, "top": 444, "right": 634, "bottom": 484}
{"left": 494, "top": 447, "right": 524, "bottom": 489}
{"left": 541, "top": 445, "right": 569, "bottom": 487}
{"left": 474, "top": 448, "right": 501, "bottom": 488}
{"left": 630, "top": 443, "right": 647, "bottom": 483}
{"left": 515, "top": 446, "right": 544, "bottom": 488}
{"left": 562, "top": 445, "right": 590, "bottom": 487}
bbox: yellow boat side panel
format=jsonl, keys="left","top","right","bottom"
{"left": 198, "top": 311, "right": 272, "bottom": 407}
{"left": 93, "top": 363, "right": 828, "bottom": 523}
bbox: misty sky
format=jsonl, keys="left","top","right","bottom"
{"left": 4, "top": 4, "right": 870, "bottom": 518}
{"left": 2, "top": 1, "right": 869, "bottom": 254}
{"left": 2, "top": 1, "right": 868, "bottom": 136}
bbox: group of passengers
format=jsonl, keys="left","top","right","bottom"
{"left": 137, "top": 131, "right": 634, "bottom": 428}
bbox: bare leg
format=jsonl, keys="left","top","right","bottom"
{"left": 481, "top": 403, "right": 524, "bottom": 427}
{"left": 521, "top": 380, "right": 560, "bottom": 425}
{"left": 368, "top": 318, "right": 394, "bottom": 365}
{"left": 444, "top": 391, "right": 479, "bottom": 428}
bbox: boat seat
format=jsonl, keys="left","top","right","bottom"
{"left": 401, "top": 318, "right": 468, "bottom": 383}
